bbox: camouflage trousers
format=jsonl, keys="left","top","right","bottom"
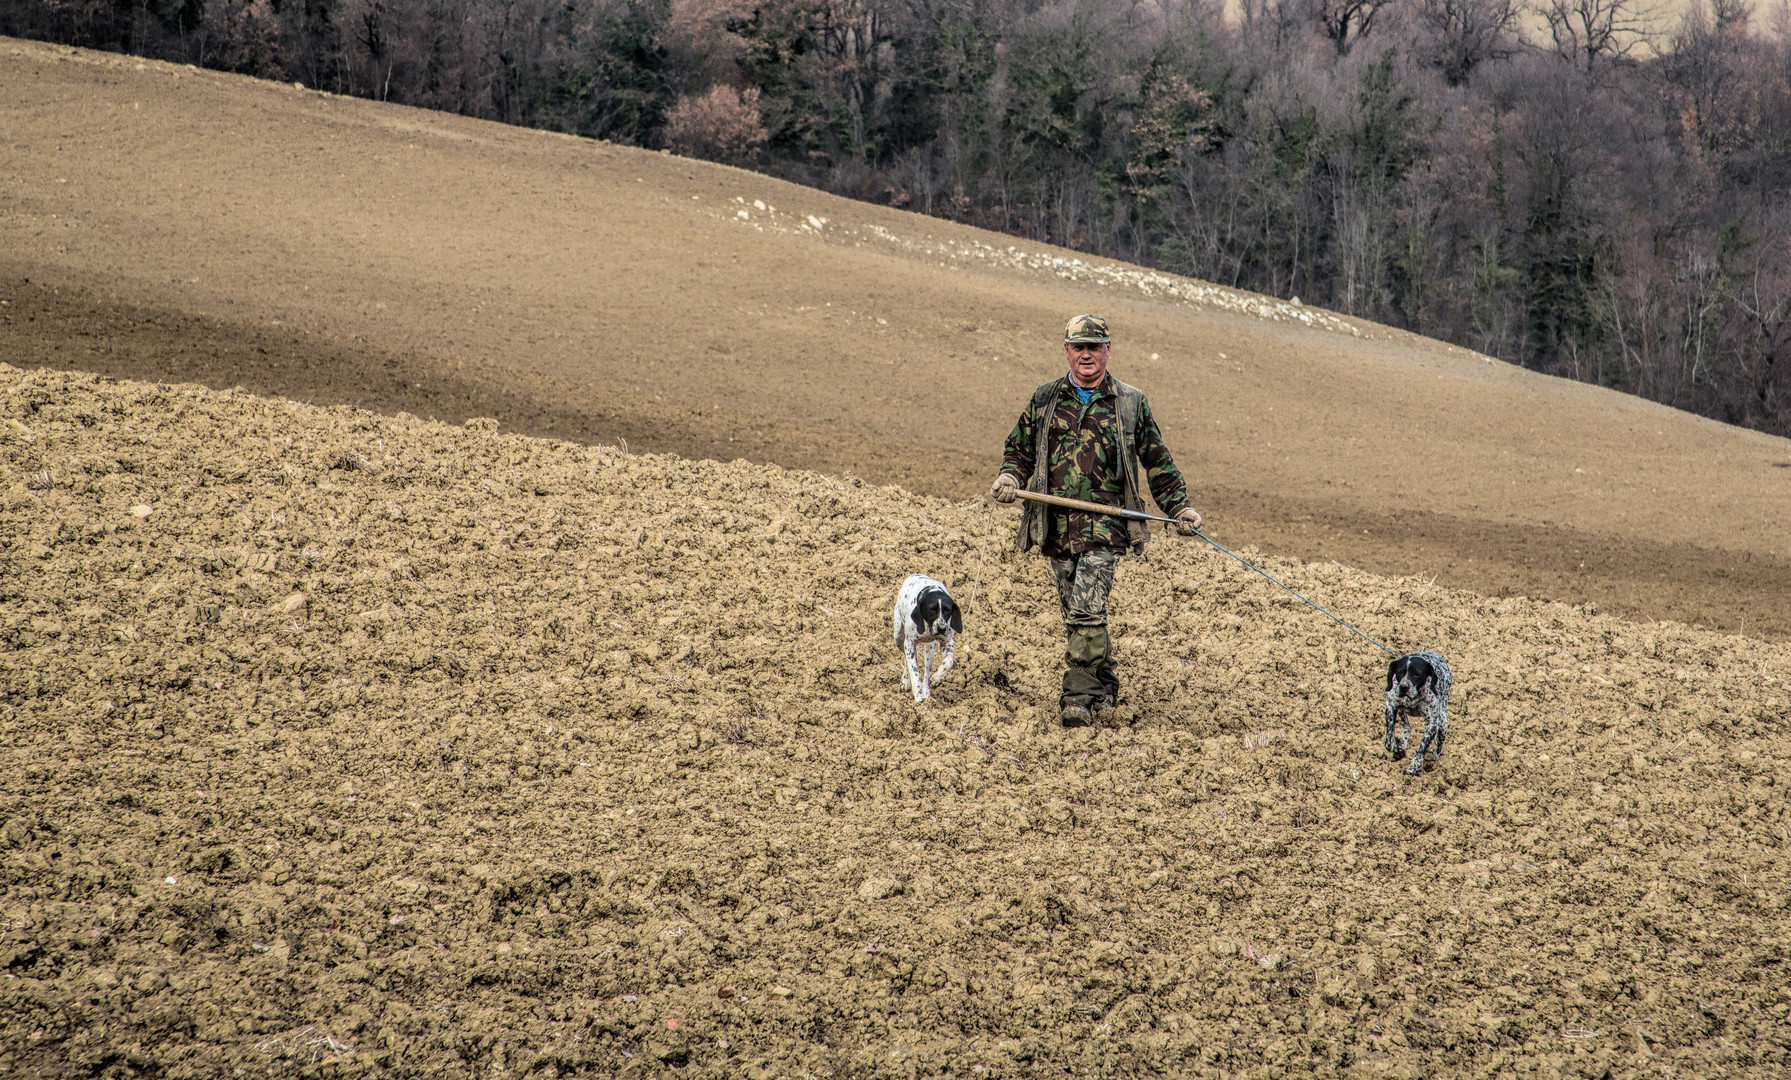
{"left": 1049, "top": 548, "right": 1119, "bottom": 706}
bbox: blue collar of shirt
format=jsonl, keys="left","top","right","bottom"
{"left": 1066, "top": 376, "right": 1110, "bottom": 403}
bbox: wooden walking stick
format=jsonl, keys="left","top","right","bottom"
{"left": 1009, "top": 488, "right": 1185, "bottom": 527}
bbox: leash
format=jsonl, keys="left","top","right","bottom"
{"left": 1007, "top": 489, "right": 1396, "bottom": 657}
{"left": 1186, "top": 527, "right": 1395, "bottom": 656}
{"left": 963, "top": 532, "right": 990, "bottom": 617}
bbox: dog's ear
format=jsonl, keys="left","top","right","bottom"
{"left": 1386, "top": 659, "right": 1401, "bottom": 693}
{"left": 912, "top": 592, "right": 942, "bottom": 633}
{"left": 948, "top": 600, "right": 963, "bottom": 633}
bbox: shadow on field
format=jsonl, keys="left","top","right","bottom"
{"left": 5, "top": 276, "right": 1787, "bottom": 640}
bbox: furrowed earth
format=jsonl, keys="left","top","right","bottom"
{"left": 4, "top": 33, "right": 1791, "bottom": 1080}
{"left": 2, "top": 368, "right": 1788, "bottom": 1078}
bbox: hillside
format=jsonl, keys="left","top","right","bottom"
{"left": 4, "top": 37, "right": 1791, "bottom": 639}
{"left": 3, "top": 365, "right": 1788, "bottom": 1077}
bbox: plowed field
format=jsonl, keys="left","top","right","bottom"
{"left": 3, "top": 367, "right": 1788, "bottom": 1078}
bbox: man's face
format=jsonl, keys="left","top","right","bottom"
{"left": 1064, "top": 340, "right": 1110, "bottom": 387}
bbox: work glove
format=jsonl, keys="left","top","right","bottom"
{"left": 989, "top": 473, "right": 1020, "bottom": 504}
{"left": 1175, "top": 507, "right": 1203, "bottom": 536}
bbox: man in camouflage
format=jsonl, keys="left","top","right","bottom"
{"left": 990, "top": 314, "right": 1202, "bottom": 725}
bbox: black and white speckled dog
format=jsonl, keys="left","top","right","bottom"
{"left": 893, "top": 574, "right": 961, "bottom": 703}
{"left": 1385, "top": 650, "right": 1452, "bottom": 776}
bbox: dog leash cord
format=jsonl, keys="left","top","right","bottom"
{"left": 1191, "top": 530, "right": 1396, "bottom": 656}
{"left": 998, "top": 494, "right": 1394, "bottom": 655}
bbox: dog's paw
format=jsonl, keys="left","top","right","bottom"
{"left": 1404, "top": 759, "right": 1425, "bottom": 776}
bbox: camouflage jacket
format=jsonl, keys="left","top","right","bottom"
{"left": 999, "top": 374, "right": 1191, "bottom": 555}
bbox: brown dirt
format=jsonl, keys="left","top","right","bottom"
{"left": 7, "top": 279, "right": 1791, "bottom": 643}
{"left": 3, "top": 367, "right": 1790, "bottom": 1078}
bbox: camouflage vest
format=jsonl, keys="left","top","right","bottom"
{"left": 1015, "top": 375, "right": 1149, "bottom": 554}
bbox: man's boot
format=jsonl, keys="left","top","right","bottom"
{"left": 1094, "top": 668, "right": 1121, "bottom": 719}
{"left": 1061, "top": 626, "right": 1113, "bottom": 724}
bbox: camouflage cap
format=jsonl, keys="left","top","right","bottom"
{"left": 1064, "top": 313, "right": 1110, "bottom": 343}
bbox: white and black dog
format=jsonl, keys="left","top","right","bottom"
{"left": 1385, "top": 650, "right": 1452, "bottom": 776}
{"left": 893, "top": 574, "right": 961, "bottom": 703}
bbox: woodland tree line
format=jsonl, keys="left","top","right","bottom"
{"left": 8, "top": 0, "right": 1791, "bottom": 436}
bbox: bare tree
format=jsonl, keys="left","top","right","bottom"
{"left": 1310, "top": 0, "right": 1404, "bottom": 54}
{"left": 1414, "top": 0, "right": 1522, "bottom": 84}
{"left": 356, "top": 0, "right": 392, "bottom": 100}
{"left": 1541, "top": 0, "right": 1652, "bottom": 70}
{"left": 664, "top": 85, "right": 769, "bottom": 162}
{"left": 1662, "top": 0, "right": 1755, "bottom": 158}
{"left": 1731, "top": 248, "right": 1791, "bottom": 434}
{"left": 1238, "top": 0, "right": 1308, "bottom": 52}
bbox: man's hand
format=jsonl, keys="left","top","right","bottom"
{"left": 989, "top": 473, "right": 1020, "bottom": 504}
{"left": 1175, "top": 507, "right": 1203, "bottom": 535}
